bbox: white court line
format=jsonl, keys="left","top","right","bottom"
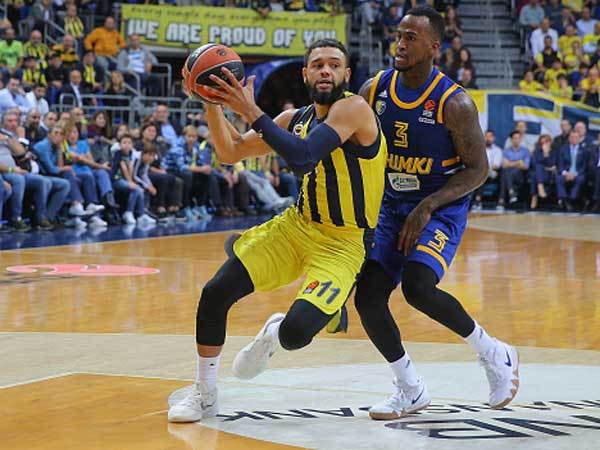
{"left": 0, "top": 372, "right": 76, "bottom": 389}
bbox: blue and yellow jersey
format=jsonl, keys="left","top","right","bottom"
{"left": 368, "top": 67, "right": 464, "bottom": 201}
{"left": 288, "top": 94, "right": 387, "bottom": 231}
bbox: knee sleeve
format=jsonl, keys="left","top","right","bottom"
{"left": 401, "top": 262, "right": 438, "bottom": 310}
{"left": 354, "top": 259, "right": 396, "bottom": 317}
{"left": 278, "top": 299, "right": 331, "bottom": 351}
{"left": 196, "top": 257, "right": 254, "bottom": 346}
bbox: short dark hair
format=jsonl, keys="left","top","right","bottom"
{"left": 510, "top": 130, "right": 521, "bottom": 138}
{"left": 119, "top": 133, "right": 133, "bottom": 142}
{"left": 304, "top": 39, "right": 349, "bottom": 66}
{"left": 406, "top": 6, "right": 445, "bottom": 42}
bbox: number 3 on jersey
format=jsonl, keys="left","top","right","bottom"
{"left": 394, "top": 121, "right": 409, "bottom": 148}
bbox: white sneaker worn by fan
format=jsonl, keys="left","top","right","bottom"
{"left": 167, "top": 382, "right": 218, "bottom": 423}
{"left": 232, "top": 312, "right": 285, "bottom": 380}
{"left": 478, "top": 338, "right": 520, "bottom": 409}
{"left": 369, "top": 377, "right": 430, "bottom": 420}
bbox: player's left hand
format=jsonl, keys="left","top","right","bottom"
{"left": 207, "top": 68, "right": 259, "bottom": 122}
{"left": 398, "top": 200, "right": 434, "bottom": 256}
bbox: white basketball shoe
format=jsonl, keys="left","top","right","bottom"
{"left": 478, "top": 339, "right": 520, "bottom": 409}
{"left": 167, "top": 382, "right": 218, "bottom": 423}
{"left": 369, "top": 377, "right": 430, "bottom": 420}
{"left": 232, "top": 312, "right": 285, "bottom": 379}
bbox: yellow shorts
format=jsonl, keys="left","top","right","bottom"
{"left": 233, "top": 207, "right": 371, "bottom": 316}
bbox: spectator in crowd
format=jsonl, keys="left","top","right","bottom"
{"left": 78, "top": 51, "right": 105, "bottom": 94}
{"left": 162, "top": 125, "right": 212, "bottom": 220}
{"left": 459, "top": 67, "right": 478, "bottom": 88}
{"left": 84, "top": 16, "right": 126, "bottom": 70}
{"left": 472, "top": 130, "right": 503, "bottom": 210}
{"left": 574, "top": 120, "right": 594, "bottom": 147}
{"left": 25, "top": 83, "right": 49, "bottom": 116}
{"left": 112, "top": 133, "right": 154, "bottom": 225}
{"left": 22, "top": 30, "right": 50, "bottom": 68}
{"left": 0, "top": 28, "right": 23, "bottom": 82}
{"left": 135, "top": 123, "right": 183, "bottom": 219}
{"left": 117, "top": 34, "right": 161, "bottom": 97}
{"left": 583, "top": 21, "right": 600, "bottom": 54}
{"left": 238, "top": 156, "right": 294, "bottom": 212}
{"left": 553, "top": 119, "right": 573, "bottom": 152}
{"left": 557, "top": 129, "right": 590, "bottom": 210}
{"left": 204, "top": 132, "right": 243, "bottom": 217}
{"left": 580, "top": 65, "right": 600, "bottom": 107}
{"left": 21, "top": 56, "right": 47, "bottom": 91}
{"left": 499, "top": 130, "right": 531, "bottom": 208}
{"left": 449, "top": 47, "right": 475, "bottom": 84}
{"left": 530, "top": 18, "right": 559, "bottom": 57}
{"left": 24, "top": 109, "right": 46, "bottom": 144}
{"left": 153, "top": 103, "right": 182, "bottom": 148}
{"left": 60, "top": 70, "right": 93, "bottom": 108}
{"left": 550, "top": 73, "right": 574, "bottom": 98}
{"left": 267, "top": 154, "right": 298, "bottom": 201}
{"left": 52, "top": 34, "right": 80, "bottom": 71}
{"left": 63, "top": 4, "right": 85, "bottom": 41}
{"left": 520, "top": 69, "right": 544, "bottom": 92}
{"left": 442, "top": 5, "right": 462, "bottom": 44}
{"left": 558, "top": 24, "right": 581, "bottom": 56}
{"left": 441, "top": 36, "right": 462, "bottom": 72}
{"left": 0, "top": 77, "right": 29, "bottom": 114}
{"left": 544, "top": 58, "right": 566, "bottom": 91}
{"left": 39, "top": 111, "right": 57, "bottom": 135}
{"left": 63, "top": 121, "right": 117, "bottom": 225}
{"left": 504, "top": 121, "right": 537, "bottom": 152}
{"left": 252, "top": 0, "right": 272, "bottom": 18}
{"left": 534, "top": 35, "right": 560, "bottom": 77}
{"left": 104, "top": 71, "right": 131, "bottom": 123}
{"left": 87, "top": 111, "right": 113, "bottom": 149}
{"left": 520, "top": 0, "right": 545, "bottom": 32}
{"left": 28, "top": 0, "right": 55, "bottom": 34}
{"left": 557, "top": 7, "right": 576, "bottom": 35}
{"left": 131, "top": 143, "right": 166, "bottom": 220}
{"left": 530, "top": 134, "right": 557, "bottom": 209}
{"left": 45, "top": 52, "right": 68, "bottom": 104}
{"left": 576, "top": 6, "right": 597, "bottom": 37}
{"left": 0, "top": 110, "right": 61, "bottom": 230}
{"left": 0, "top": 177, "right": 12, "bottom": 232}
{"left": 545, "top": 0, "right": 565, "bottom": 31}
{"left": 69, "top": 107, "right": 88, "bottom": 139}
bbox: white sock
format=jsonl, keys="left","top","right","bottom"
{"left": 196, "top": 355, "right": 220, "bottom": 390}
{"left": 389, "top": 353, "right": 420, "bottom": 386}
{"left": 464, "top": 321, "right": 496, "bottom": 354}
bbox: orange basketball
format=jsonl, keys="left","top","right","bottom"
{"left": 181, "top": 44, "right": 245, "bottom": 104}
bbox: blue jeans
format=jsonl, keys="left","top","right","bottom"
{"left": 113, "top": 178, "right": 144, "bottom": 216}
{"left": 75, "top": 171, "right": 99, "bottom": 204}
{"left": 94, "top": 168, "right": 113, "bottom": 198}
{"left": 2, "top": 172, "right": 26, "bottom": 220}
{"left": 0, "top": 175, "right": 12, "bottom": 220}
{"left": 278, "top": 172, "right": 299, "bottom": 200}
{"left": 45, "top": 176, "right": 70, "bottom": 220}
{"left": 59, "top": 169, "right": 84, "bottom": 203}
{"left": 23, "top": 173, "right": 50, "bottom": 222}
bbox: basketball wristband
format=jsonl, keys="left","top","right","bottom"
{"left": 251, "top": 114, "right": 341, "bottom": 175}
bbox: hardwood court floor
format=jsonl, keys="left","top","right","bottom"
{"left": 1, "top": 213, "right": 599, "bottom": 449}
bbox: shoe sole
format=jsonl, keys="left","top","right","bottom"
{"left": 232, "top": 313, "right": 285, "bottom": 379}
{"left": 369, "top": 400, "right": 431, "bottom": 421}
{"left": 490, "top": 347, "right": 520, "bottom": 409}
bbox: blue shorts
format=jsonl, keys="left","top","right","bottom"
{"left": 370, "top": 196, "right": 469, "bottom": 285}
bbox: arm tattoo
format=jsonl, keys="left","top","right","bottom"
{"left": 424, "top": 92, "right": 488, "bottom": 211}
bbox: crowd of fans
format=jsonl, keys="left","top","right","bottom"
{"left": 518, "top": 0, "right": 600, "bottom": 107}
{"left": 474, "top": 119, "right": 600, "bottom": 212}
{"left": 367, "top": 0, "right": 476, "bottom": 88}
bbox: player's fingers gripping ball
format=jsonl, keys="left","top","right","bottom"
{"left": 181, "top": 43, "right": 245, "bottom": 104}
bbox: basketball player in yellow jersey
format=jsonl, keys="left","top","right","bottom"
{"left": 168, "top": 39, "right": 387, "bottom": 423}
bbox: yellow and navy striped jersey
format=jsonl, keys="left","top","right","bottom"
{"left": 64, "top": 17, "right": 85, "bottom": 39}
{"left": 289, "top": 95, "right": 387, "bottom": 231}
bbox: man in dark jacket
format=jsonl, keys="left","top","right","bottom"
{"left": 556, "top": 130, "right": 590, "bottom": 211}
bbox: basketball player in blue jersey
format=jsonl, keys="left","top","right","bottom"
{"left": 354, "top": 6, "right": 520, "bottom": 420}
{"left": 168, "top": 40, "right": 388, "bottom": 423}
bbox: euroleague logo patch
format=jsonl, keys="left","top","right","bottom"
{"left": 5, "top": 264, "right": 160, "bottom": 277}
